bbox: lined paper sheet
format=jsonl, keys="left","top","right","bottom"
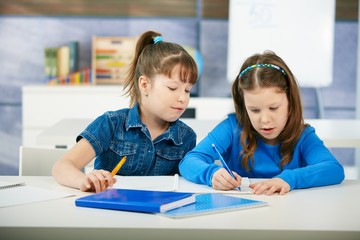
{"left": 113, "top": 176, "right": 252, "bottom": 194}
{"left": 0, "top": 183, "right": 74, "bottom": 208}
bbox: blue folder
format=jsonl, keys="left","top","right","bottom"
{"left": 75, "top": 188, "right": 195, "bottom": 213}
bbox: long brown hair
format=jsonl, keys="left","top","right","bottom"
{"left": 123, "top": 30, "right": 198, "bottom": 107}
{"left": 231, "top": 50, "right": 306, "bottom": 171}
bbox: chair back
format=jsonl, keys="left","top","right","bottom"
{"left": 19, "top": 146, "right": 67, "bottom": 176}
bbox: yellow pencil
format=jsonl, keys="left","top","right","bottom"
{"left": 111, "top": 156, "right": 127, "bottom": 176}
{"left": 104, "top": 156, "right": 127, "bottom": 186}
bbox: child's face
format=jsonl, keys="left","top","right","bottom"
{"left": 142, "top": 65, "right": 193, "bottom": 123}
{"left": 243, "top": 87, "right": 288, "bottom": 145}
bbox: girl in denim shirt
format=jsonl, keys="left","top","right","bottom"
{"left": 53, "top": 31, "right": 198, "bottom": 192}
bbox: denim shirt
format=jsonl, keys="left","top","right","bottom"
{"left": 77, "top": 103, "right": 196, "bottom": 176}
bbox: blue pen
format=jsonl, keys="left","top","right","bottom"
{"left": 212, "top": 143, "right": 241, "bottom": 190}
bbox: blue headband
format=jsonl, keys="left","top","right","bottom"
{"left": 153, "top": 36, "right": 163, "bottom": 44}
{"left": 239, "top": 63, "right": 286, "bottom": 77}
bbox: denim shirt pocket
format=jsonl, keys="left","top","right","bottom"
{"left": 109, "top": 140, "right": 138, "bottom": 175}
{"left": 154, "top": 147, "right": 184, "bottom": 175}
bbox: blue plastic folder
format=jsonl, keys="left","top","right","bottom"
{"left": 75, "top": 188, "right": 195, "bottom": 213}
{"left": 161, "top": 193, "right": 267, "bottom": 218}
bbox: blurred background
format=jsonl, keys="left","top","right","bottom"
{"left": 0, "top": 0, "right": 358, "bottom": 175}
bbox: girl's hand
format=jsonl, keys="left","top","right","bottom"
{"left": 249, "top": 178, "right": 290, "bottom": 195}
{"left": 79, "top": 170, "right": 117, "bottom": 193}
{"left": 211, "top": 168, "right": 242, "bottom": 190}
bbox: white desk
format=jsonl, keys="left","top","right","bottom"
{"left": 37, "top": 118, "right": 360, "bottom": 148}
{"left": 1, "top": 176, "right": 359, "bottom": 240}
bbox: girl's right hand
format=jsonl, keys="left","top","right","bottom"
{"left": 211, "top": 168, "right": 242, "bottom": 190}
{"left": 79, "top": 169, "right": 117, "bottom": 193}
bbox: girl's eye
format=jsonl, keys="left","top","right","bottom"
{"left": 168, "top": 87, "right": 177, "bottom": 91}
{"left": 251, "top": 109, "right": 260, "bottom": 113}
{"left": 185, "top": 89, "right": 191, "bottom": 93}
{"left": 270, "top": 107, "right": 279, "bottom": 111}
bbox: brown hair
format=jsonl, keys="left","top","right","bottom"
{"left": 231, "top": 50, "right": 306, "bottom": 171}
{"left": 123, "top": 30, "right": 198, "bottom": 107}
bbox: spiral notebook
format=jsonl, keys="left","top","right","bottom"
{"left": 0, "top": 180, "right": 74, "bottom": 208}
{"left": 0, "top": 180, "right": 25, "bottom": 189}
{"left": 160, "top": 193, "right": 267, "bottom": 218}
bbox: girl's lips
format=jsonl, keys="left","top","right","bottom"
{"left": 172, "top": 107, "right": 184, "bottom": 111}
{"left": 261, "top": 127, "right": 275, "bottom": 134}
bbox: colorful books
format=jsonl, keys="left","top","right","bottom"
{"left": 161, "top": 193, "right": 267, "bottom": 218}
{"left": 44, "top": 41, "right": 82, "bottom": 85}
{"left": 75, "top": 189, "right": 195, "bottom": 213}
{"left": 47, "top": 67, "right": 91, "bottom": 85}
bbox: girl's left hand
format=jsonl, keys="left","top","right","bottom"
{"left": 249, "top": 178, "right": 290, "bottom": 195}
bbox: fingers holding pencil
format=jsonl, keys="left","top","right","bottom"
{"left": 80, "top": 169, "right": 114, "bottom": 193}
{"left": 81, "top": 156, "right": 127, "bottom": 193}
{"left": 104, "top": 156, "right": 127, "bottom": 187}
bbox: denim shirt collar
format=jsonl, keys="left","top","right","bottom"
{"left": 125, "top": 103, "right": 183, "bottom": 146}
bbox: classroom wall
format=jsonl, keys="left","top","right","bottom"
{"left": 0, "top": 16, "right": 358, "bottom": 175}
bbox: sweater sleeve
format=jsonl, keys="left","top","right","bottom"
{"left": 179, "top": 116, "right": 237, "bottom": 187}
{"left": 276, "top": 126, "right": 345, "bottom": 190}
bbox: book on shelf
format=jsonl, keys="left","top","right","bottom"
{"left": 44, "top": 47, "right": 58, "bottom": 81}
{"left": 75, "top": 188, "right": 195, "bottom": 213}
{"left": 57, "top": 45, "right": 70, "bottom": 78}
{"left": 68, "top": 41, "right": 79, "bottom": 73}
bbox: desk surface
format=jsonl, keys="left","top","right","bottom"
{"left": 1, "top": 176, "right": 359, "bottom": 240}
{"left": 37, "top": 118, "right": 360, "bottom": 148}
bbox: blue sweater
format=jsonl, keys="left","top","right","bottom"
{"left": 179, "top": 114, "right": 345, "bottom": 190}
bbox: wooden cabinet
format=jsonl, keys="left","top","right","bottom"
{"left": 22, "top": 85, "right": 129, "bottom": 146}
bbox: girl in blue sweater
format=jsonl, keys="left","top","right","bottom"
{"left": 179, "top": 51, "right": 344, "bottom": 195}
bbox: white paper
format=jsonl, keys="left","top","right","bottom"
{"left": 113, "top": 176, "right": 252, "bottom": 194}
{"left": 0, "top": 184, "right": 74, "bottom": 208}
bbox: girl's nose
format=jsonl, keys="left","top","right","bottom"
{"left": 260, "top": 114, "right": 271, "bottom": 123}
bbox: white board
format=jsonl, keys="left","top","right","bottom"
{"left": 227, "top": 0, "right": 335, "bottom": 87}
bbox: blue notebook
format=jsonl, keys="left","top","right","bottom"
{"left": 161, "top": 193, "right": 267, "bottom": 218}
{"left": 75, "top": 189, "right": 195, "bottom": 213}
